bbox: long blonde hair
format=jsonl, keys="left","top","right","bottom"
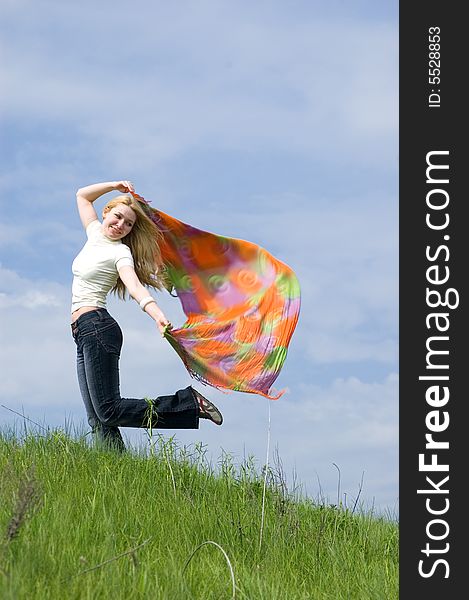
{"left": 103, "top": 195, "right": 166, "bottom": 299}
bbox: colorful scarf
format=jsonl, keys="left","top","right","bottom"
{"left": 132, "top": 193, "right": 300, "bottom": 399}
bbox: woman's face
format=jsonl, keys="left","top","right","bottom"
{"left": 102, "top": 204, "right": 137, "bottom": 240}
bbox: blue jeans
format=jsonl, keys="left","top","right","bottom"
{"left": 71, "top": 308, "right": 199, "bottom": 450}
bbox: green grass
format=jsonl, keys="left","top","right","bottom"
{"left": 0, "top": 429, "right": 398, "bottom": 599}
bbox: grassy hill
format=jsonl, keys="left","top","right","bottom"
{"left": 0, "top": 430, "right": 398, "bottom": 599}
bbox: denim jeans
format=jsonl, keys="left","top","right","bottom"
{"left": 71, "top": 308, "right": 199, "bottom": 450}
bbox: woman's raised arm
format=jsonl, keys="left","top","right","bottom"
{"left": 76, "top": 180, "right": 134, "bottom": 229}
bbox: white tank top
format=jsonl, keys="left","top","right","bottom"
{"left": 71, "top": 220, "right": 134, "bottom": 313}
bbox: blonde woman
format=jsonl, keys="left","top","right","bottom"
{"left": 71, "top": 180, "right": 222, "bottom": 452}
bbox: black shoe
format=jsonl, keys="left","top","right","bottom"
{"left": 191, "top": 387, "right": 223, "bottom": 425}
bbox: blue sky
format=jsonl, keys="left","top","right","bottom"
{"left": 0, "top": 0, "right": 398, "bottom": 515}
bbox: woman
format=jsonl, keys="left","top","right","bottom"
{"left": 71, "top": 180, "right": 223, "bottom": 452}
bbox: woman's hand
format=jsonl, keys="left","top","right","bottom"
{"left": 156, "top": 318, "right": 173, "bottom": 337}
{"left": 149, "top": 305, "right": 172, "bottom": 336}
{"left": 114, "top": 180, "right": 135, "bottom": 194}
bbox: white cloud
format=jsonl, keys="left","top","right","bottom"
{"left": 0, "top": 1, "right": 397, "bottom": 169}
{"left": 0, "top": 266, "right": 73, "bottom": 402}
{"left": 0, "top": 223, "right": 31, "bottom": 249}
{"left": 305, "top": 333, "right": 397, "bottom": 364}
{"left": 2, "top": 290, "right": 61, "bottom": 309}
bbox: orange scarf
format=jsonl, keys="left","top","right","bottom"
{"left": 133, "top": 194, "right": 300, "bottom": 399}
